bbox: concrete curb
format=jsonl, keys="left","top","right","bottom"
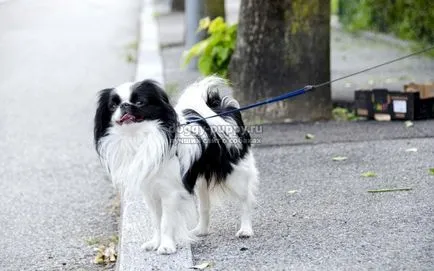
{"left": 116, "top": 0, "right": 193, "bottom": 270}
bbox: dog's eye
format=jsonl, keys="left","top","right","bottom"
{"left": 109, "top": 103, "right": 117, "bottom": 111}
{"left": 135, "top": 101, "right": 144, "bottom": 106}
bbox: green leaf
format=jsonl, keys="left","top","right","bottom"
{"left": 305, "top": 133, "right": 315, "bottom": 140}
{"left": 228, "top": 24, "right": 238, "bottom": 35}
{"left": 429, "top": 168, "right": 434, "bottom": 175}
{"left": 332, "top": 107, "right": 359, "bottom": 121}
{"left": 198, "top": 17, "right": 211, "bottom": 32}
{"left": 198, "top": 56, "right": 213, "bottom": 75}
{"left": 208, "top": 17, "right": 226, "bottom": 34}
{"left": 405, "top": 120, "right": 414, "bottom": 128}
{"left": 212, "top": 46, "right": 230, "bottom": 66}
{"left": 361, "top": 171, "right": 377, "bottom": 177}
{"left": 332, "top": 156, "right": 348, "bottom": 161}
{"left": 182, "top": 40, "right": 209, "bottom": 66}
{"left": 181, "top": 17, "right": 236, "bottom": 78}
{"left": 190, "top": 262, "right": 211, "bottom": 270}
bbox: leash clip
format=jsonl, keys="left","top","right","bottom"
{"left": 304, "top": 85, "right": 315, "bottom": 91}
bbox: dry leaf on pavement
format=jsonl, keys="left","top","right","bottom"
{"left": 361, "top": 171, "right": 377, "bottom": 177}
{"left": 190, "top": 262, "right": 211, "bottom": 270}
{"left": 332, "top": 156, "right": 348, "bottom": 161}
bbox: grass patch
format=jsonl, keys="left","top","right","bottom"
{"left": 332, "top": 107, "right": 359, "bottom": 121}
{"left": 110, "top": 193, "right": 121, "bottom": 217}
{"left": 86, "top": 237, "right": 101, "bottom": 246}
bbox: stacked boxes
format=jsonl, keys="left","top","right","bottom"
{"left": 355, "top": 83, "right": 434, "bottom": 120}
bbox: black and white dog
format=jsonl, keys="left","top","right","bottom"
{"left": 94, "top": 76, "right": 258, "bottom": 254}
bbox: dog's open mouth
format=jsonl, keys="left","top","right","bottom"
{"left": 117, "top": 113, "right": 143, "bottom": 125}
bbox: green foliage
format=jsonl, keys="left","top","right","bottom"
{"left": 339, "top": 0, "right": 434, "bottom": 44}
{"left": 182, "top": 17, "right": 237, "bottom": 78}
{"left": 332, "top": 107, "right": 359, "bottom": 121}
{"left": 331, "top": 0, "right": 339, "bottom": 15}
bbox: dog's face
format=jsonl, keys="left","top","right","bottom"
{"left": 94, "top": 80, "right": 177, "bottom": 144}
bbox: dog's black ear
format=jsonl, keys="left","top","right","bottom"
{"left": 134, "top": 80, "right": 171, "bottom": 104}
{"left": 94, "top": 88, "right": 113, "bottom": 150}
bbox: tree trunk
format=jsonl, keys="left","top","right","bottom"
{"left": 229, "top": 0, "right": 331, "bottom": 124}
{"left": 204, "top": 0, "right": 225, "bottom": 20}
{"left": 171, "top": 0, "right": 184, "bottom": 11}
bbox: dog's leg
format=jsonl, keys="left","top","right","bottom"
{"left": 191, "top": 179, "right": 210, "bottom": 236}
{"left": 157, "top": 192, "right": 178, "bottom": 254}
{"left": 236, "top": 191, "right": 254, "bottom": 238}
{"left": 141, "top": 196, "right": 162, "bottom": 251}
{"left": 230, "top": 154, "right": 258, "bottom": 238}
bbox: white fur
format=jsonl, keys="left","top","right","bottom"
{"left": 97, "top": 77, "right": 259, "bottom": 255}
{"left": 98, "top": 120, "right": 196, "bottom": 254}
{"left": 112, "top": 82, "right": 135, "bottom": 123}
{"left": 192, "top": 151, "right": 259, "bottom": 237}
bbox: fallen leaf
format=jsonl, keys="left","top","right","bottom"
{"left": 287, "top": 190, "right": 298, "bottom": 194}
{"left": 190, "top": 262, "right": 211, "bottom": 270}
{"left": 405, "top": 148, "right": 418, "bottom": 152}
{"left": 361, "top": 171, "right": 377, "bottom": 177}
{"left": 94, "top": 246, "right": 106, "bottom": 265}
{"left": 368, "top": 188, "right": 412, "bottom": 193}
{"left": 94, "top": 255, "right": 105, "bottom": 265}
{"left": 405, "top": 121, "right": 413, "bottom": 128}
{"left": 94, "top": 243, "right": 117, "bottom": 265}
{"left": 305, "top": 133, "right": 315, "bottom": 140}
{"left": 240, "top": 247, "right": 248, "bottom": 251}
{"left": 429, "top": 168, "right": 434, "bottom": 175}
{"left": 107, "top": 243, "right": 117, "bottom": 262}
{"left": 332, "top": 156, "right": 348, "bottom": 161}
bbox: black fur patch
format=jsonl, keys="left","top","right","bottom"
{"left": 181, "top": 93, "right": 251, "bottom": 193}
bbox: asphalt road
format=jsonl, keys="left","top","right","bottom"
{"left": 0, "top": 0, "right": 139, "bottom": 270}
{"left": 192, "top": 124, "right": 434, "bottom": 270}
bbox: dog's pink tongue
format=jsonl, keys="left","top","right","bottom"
{"left": 120, "top": 114, "right": 135, "bottom": 124}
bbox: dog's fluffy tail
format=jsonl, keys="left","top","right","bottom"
{"left": 175, "top": 76, "right": 244, "bottom": 179}
{"left": 175, "top": 75, "right": 241, "bottom": 134}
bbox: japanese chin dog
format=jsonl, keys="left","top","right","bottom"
{"left": 94, "top": 76, "right": 258, "bottom": 255}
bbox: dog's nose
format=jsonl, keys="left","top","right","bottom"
{"left": 120, "top": 103, "right": 131, "bottom": 110}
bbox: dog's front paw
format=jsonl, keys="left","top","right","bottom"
{"left": 191, "top": 225, "right": 210, "bottom": 236}
{"left": 141, "top": 238, "right": 160, "bottom": 251}
{"left": 157, "top": 243, "right": 177, "bottom": 255}
{"left": 236, "top": 227, "right": 254, "bottom": 238}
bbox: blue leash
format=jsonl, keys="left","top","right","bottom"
{"left": 183, "top": 45, "right": 434, "bottom": 125}
{"left": 184, "top": 85, "right": 314, "bottom": 125}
